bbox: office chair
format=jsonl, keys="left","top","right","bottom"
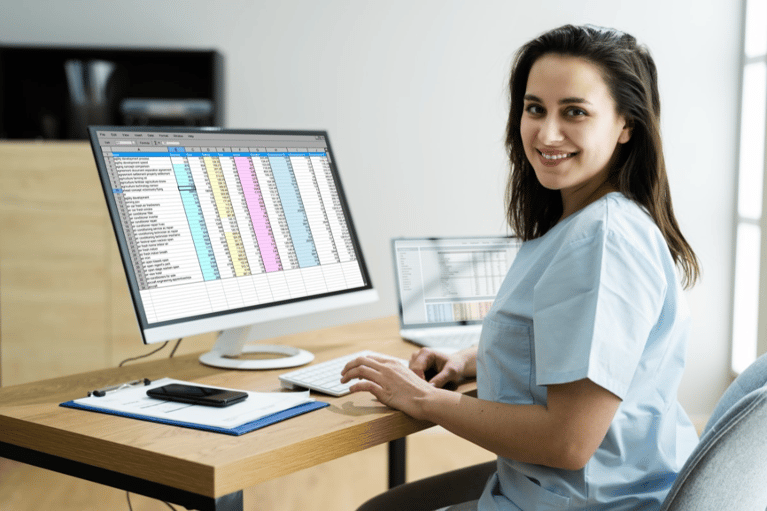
{"left": 659, "top": 351, "right": 767, "bottom": 510}
{"left": 357, "top": 353, "right": 767, "bottom": 511}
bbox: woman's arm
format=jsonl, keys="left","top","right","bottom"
{"left": 340, "top": 355, "right": 621, "bottom": 471}
{"left": 428, "top": 377, "right": 621, "bottom": 470}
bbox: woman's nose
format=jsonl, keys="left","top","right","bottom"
{"left": 538, "top": 116, "right": 564, "bottom": 144}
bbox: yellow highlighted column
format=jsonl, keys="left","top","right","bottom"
{"left": 204, "top": 156, "right": 251, "bottom": 276}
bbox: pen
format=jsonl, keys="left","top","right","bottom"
{"left": 89, "top": 378, "right": 151, "bottom": 397}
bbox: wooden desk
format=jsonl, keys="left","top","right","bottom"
{"left": 0, "top": 317, "right": 477, "bottom": 511}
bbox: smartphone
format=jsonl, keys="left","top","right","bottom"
{"left": 147, "top": 383, "right": 248, "bottom": 407}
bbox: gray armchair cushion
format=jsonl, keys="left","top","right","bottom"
{"left": 703, "top": 352, "right": 767, "bottom": 437}
{"left": 660, "top": 385, "right": 767, "bottom": 510}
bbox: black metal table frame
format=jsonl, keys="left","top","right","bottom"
{"left": 1, "top": 438, "right": 407, "bottom": 511}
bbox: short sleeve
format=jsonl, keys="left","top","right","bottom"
{"left": 532, "top": 230, "right": 667, "bottom": 399}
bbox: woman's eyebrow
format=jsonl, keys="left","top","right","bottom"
{"left": 523, "top": 94, "right": 592, "bottom": 105}
{"left": 559, "top": 97, "right": 592, "bottom": 105}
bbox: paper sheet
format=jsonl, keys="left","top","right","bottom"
{"left": 74, "top": 378, "right": 313, "bottom": 429}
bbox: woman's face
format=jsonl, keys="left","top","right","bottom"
{"left": 520, "top": 54, "right": 631, "bottom": 201}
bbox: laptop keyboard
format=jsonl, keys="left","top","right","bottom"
{"left": 418, "top": 333, "right": 479, "bottom": 350}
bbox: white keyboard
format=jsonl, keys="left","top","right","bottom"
{"left": 278, "top": 350, "right": 407, "bottom": 397}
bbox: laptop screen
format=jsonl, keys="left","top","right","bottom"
{"left": 392, "top": 237, "right": 519, "bottom": 328}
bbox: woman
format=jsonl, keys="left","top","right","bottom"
{"left": 342, "top": 24, "right": 700, "bottom": 510}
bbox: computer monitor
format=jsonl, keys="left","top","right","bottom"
{"left": 88, "top": 126, "right": 377, "bottom": 370}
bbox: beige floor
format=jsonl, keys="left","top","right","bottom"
{"left": 0, "top": 426, "right": 494, "bottom": 511}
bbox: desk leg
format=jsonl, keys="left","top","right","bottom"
{"left": 214, "top": 490, "right": 243, "bottom": 511}
{"left": 388, "top": 438, "right": 406, "bottom": 488}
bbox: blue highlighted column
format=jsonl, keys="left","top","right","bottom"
{"left": 171, "top": 148, "right": 220, "bottom": 281}
{"left": 268, "top": 153, "right": 320, "bottom": 268}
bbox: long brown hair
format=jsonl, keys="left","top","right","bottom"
{"left": 505, "top": 24, "right": 700, "bottom": 288}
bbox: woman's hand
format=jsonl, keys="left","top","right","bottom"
{"left": 409, "top": 347, "right": 477, "bottom": 389}
{"left": 340, "top": 354, "right": 437, "bottom": 420}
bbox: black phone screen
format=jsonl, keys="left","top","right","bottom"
{"left": 147, "top": 384, "right": 248, "bottom": 407}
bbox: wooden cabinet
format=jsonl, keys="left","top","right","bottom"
{"left": 0, "top": 141, "right": 214, "bottom": 386}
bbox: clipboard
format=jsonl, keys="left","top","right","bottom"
{"left": 60, "top": 377, "right": 329, "bottom": 436}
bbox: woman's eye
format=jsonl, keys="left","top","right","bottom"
{"left": 566, "top": 107, "right": 587, "bottom": 117}
{"left": 525, "top": 104, "right": 544, "bottom": 115}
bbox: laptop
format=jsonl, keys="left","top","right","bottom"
{"left": 392, "top": 236, "right": 519, "bottom": 352}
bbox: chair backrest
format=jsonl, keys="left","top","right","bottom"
{"left": 660, "top": 354, "right": 767, "bottom": 510}
{"left": 703, "top": 352, "right": 767, "bottom": 437}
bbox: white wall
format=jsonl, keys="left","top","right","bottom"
{"left": 1, "top": 0, "right": 742, "bottom": 416}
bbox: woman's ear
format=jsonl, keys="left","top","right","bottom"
{"left": 618, "top": 119, "right": 633, "bottom": 144}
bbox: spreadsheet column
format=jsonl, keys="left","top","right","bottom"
{"left": 290, "top": 153, "right": 338, "bottom": 266}
{"left": 311, "top": 153, "right": 355, "bottom": 263}
{"left": 169, "top": 148, "right": 219, "bottom": 281}
{"left": 233, "top": 152, "right": 270, "bottom": 275}
{"left": 204, "top": 151, "right": 250, "bottom": 279}
{"left": 103, "top": 149, "right": 148, "bottom": 290}
{"left": 268, "top": 152, "right": 320, "bottom": 269}
{"left": 187, "top": 149, "right": 230, "bottom": 312}
{"left": 251, "top": 152, "right": 293, "bottom": 301}
{"left": 112, "top": 150, "right": 206, "bottom": 322}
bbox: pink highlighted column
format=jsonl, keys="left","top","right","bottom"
{"left": 235, "top": 156, "right": 282, "bottom": 272}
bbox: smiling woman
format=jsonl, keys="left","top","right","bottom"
{"left": 519, "top": 54, "right": 632, "bottom": 219}
{"left": 347, "top": 24, "right": 703, "bottom": 511}
{"left": 505, "top": 26, "right": 699, "bottom": 289}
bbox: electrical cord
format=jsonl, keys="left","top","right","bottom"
{"left": 117, "top": 338, "right": 182, "bottom": 367}
{"left": 118, "top": 341, "right": 168, "bottom": 367}
{"left": 169, "top": 338, "right": 182, "bottom": 358}
{"left": 126, "top": 492, "right": 178, "bottom": 511}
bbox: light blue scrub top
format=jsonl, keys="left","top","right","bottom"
{"left": 477, "top": 192, "right": 698, "bottom": 510}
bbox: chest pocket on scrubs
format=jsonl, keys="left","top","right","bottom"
{"left": 477, "top": 317, "right": 537, "bottom": 405}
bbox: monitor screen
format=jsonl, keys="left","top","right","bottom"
{"left": 88, "top": 126, "right": 377, "bottom": 369}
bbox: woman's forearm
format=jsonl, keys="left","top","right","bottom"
{"left": 418, "top": 378, "right": 620, "bottom": 471}
{"left": 418, "top": 388, "right": 562, "bottom": 467}
{"left": 342, "top": 353, "right": 620, "bottom": 470}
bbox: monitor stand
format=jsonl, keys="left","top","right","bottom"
{"left": 198, "top": 326, "right": 315, "bottom": 370}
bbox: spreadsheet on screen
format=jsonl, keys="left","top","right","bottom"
{"left": 95, "top": 129, "right": 366, "bottom": 326}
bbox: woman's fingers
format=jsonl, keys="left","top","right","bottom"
{"left": 341, "top": 356, "right": 383, "bottom": 383}
{"left": 410, "top": 348, "right": 445, "bottom": 379}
